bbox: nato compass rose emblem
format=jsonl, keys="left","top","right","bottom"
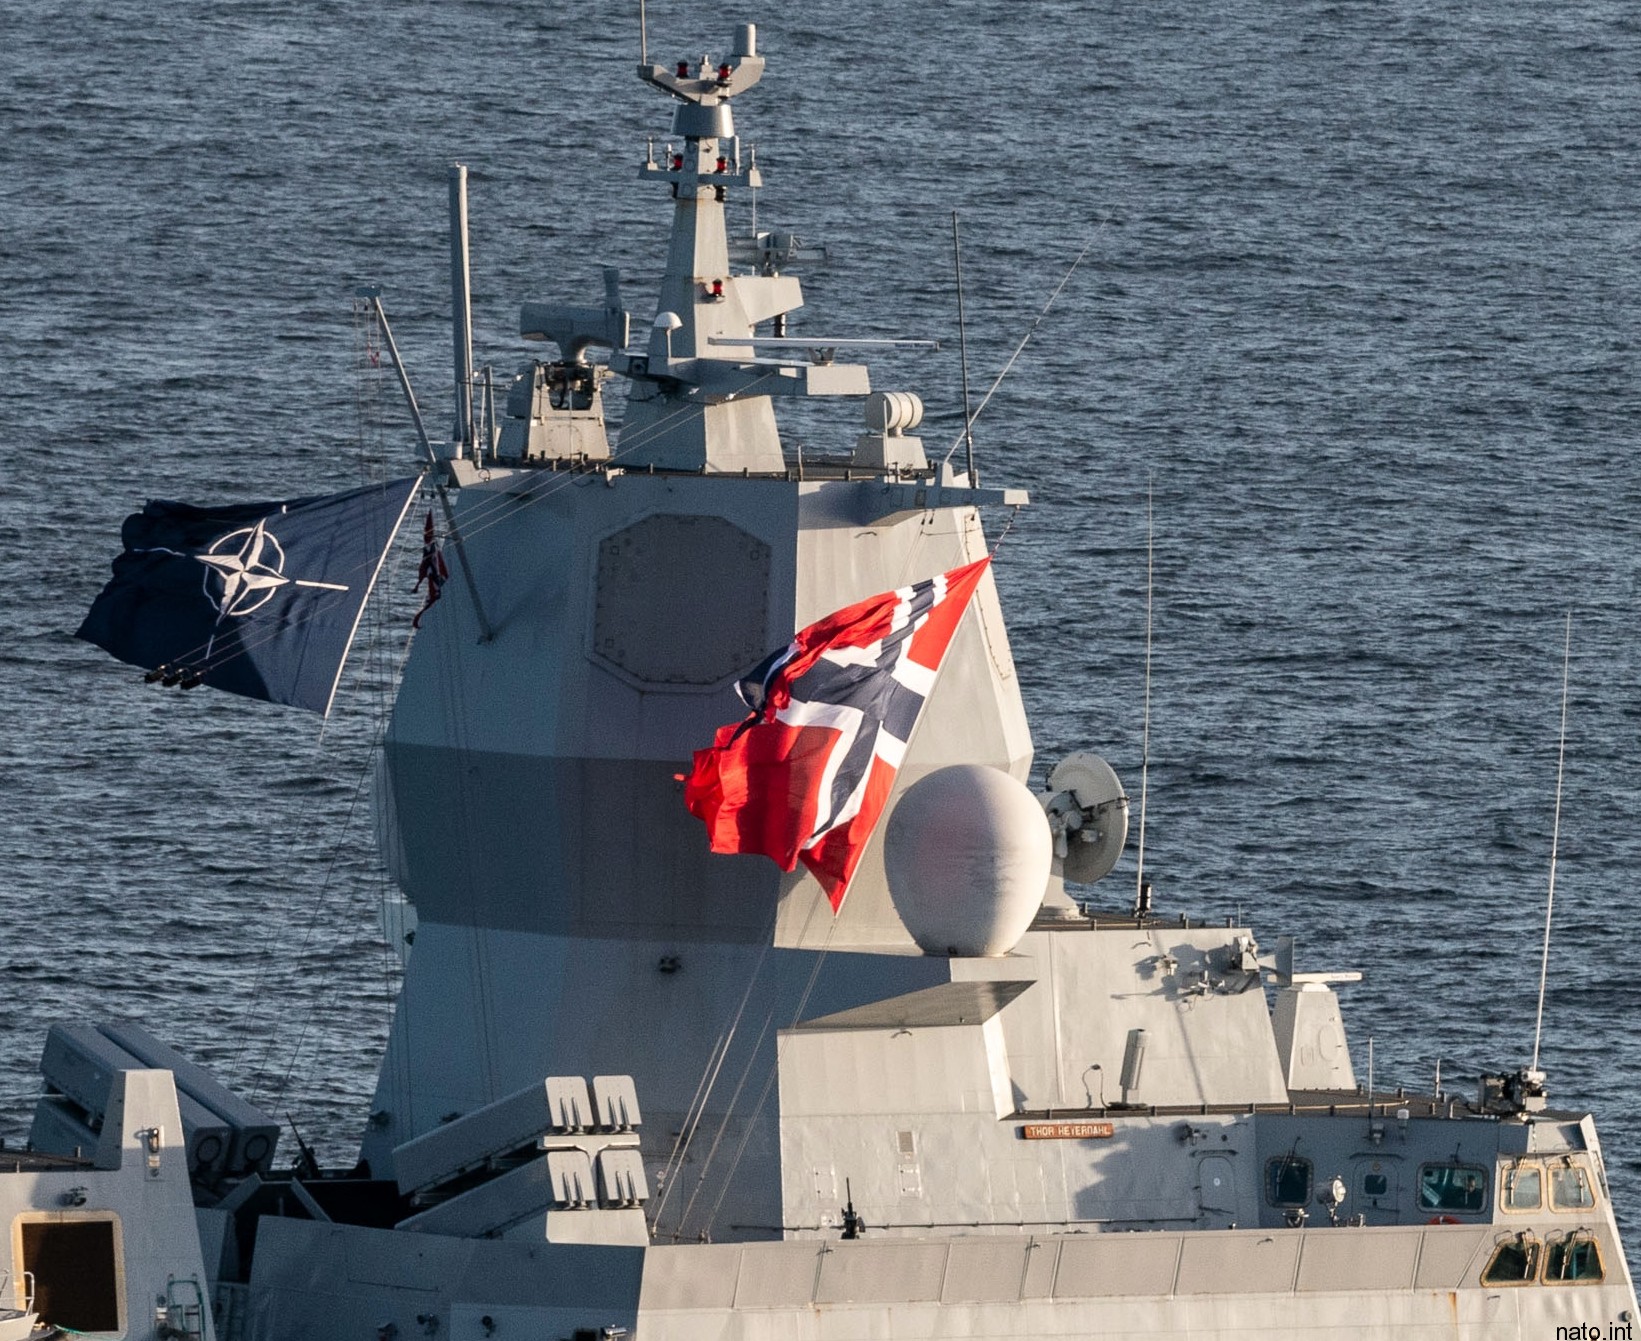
{"left": 196, "top": 517, "right": 348, "bottom": 616}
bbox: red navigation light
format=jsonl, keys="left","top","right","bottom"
{"left": 717, "top": 63, "right": 733, "bottom": 83}
{"left": 715, "top": 156, "right": 728, "bottom": 174}
{"left": 711, "top": 279, "right": 725, "bottom": 300}
{"left": 676, "top": 60, "right": 690, "bottom": 78}
{"left": 671, "top": 154, "right": 684, "bottom": 171}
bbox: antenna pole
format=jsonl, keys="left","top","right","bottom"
{"left": 1366, "top": 1036, "right": 1375, "bottom": 1118}
{"left": 449, "top": 163, "right": 476, "bottom": 461}
{"left": 941, "top": 232, "right": 1094, "bottom": 466}
{"left": 639, "top": 0, "right": 648, "bottom": 66}
{"left": 362, "top": 291, "right": 436, "bottom": 469}
{"left": 1530, "top": 614, "right": 1573, "bottom": 1074}
{"left": 952, "top": 212, "right": 977, "bottom": 485}
{"left": 1134, "top": 481, "right": 1155, "bottom": 902}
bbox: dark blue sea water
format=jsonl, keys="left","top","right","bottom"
{"left": 4, "top": 0, "right": 1640, "bottom": 1265}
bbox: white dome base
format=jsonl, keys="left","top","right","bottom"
{"left": 884, "top": 765, "right": 1052, "bottom": 957}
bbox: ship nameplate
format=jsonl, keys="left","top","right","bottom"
{"left": 1020, "top": 1121, "right": 1115, "bottom": 1140}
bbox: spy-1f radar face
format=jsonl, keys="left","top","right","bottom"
{"left": 592, "top": 513, "right": 772, "bottom": 687}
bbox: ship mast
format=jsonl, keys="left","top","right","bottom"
{"left": 613, "top": 25, "right": 870, "bottom": 472}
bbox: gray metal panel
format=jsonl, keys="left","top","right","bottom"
{"left": 940, "top": 1239, "right": 1027, "bottom": 1303}
{"left": 382, "top": 472, "right": 1030, "bottom": 952}
{"left": 342, "top": 1227, "right": 444, "bottom": 1290}
{"left": 1053, "top": 1234, "right": 1180, "bottom": 1299}
{"left": 255, "top": 1218, "right": 644, "bottom": 1338}
{"left": 1412, "top": 1225, "right": 1494, "bottom": 1288}
{"left": 639, "top": 1244, "right": 743, "bottom": 1311}
{"left": 732, "top": 1244, "right": 822, "bottom": 1308}
{"left": 382, "top": 750, "right": 784, "bottom": 940}
{"left": 1020, "top": 1237, "right": 1059, "bottom": 1297}
{"left": 1295, "top": 1228, "right": 1421, "bottom": 1291}
{"left": 1175, "top": 1229, "right": 1302, "bottom": 1294}
{"left": 796, "top": 980, "right": 1034, "bottom": 1032}
{"left": 814, "top": 1241, "right": 948, "bottom": 1304}
{"left": 396, "top": 1157, "right": 554, "bottom": 1237}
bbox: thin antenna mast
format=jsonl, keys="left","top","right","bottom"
{"left": 639, "top": 0, "right": 649, "bottom": 67}
{"left": 941, "top": 233, "right": 1095, "bottom": 466}
{"left": 952, "top": 212, "right": 977, "bottom": 484}
{"left": 1530, "top": 613, "right": 1573, "bottom": 1074}
{"left": 360, "top": 289, "right": 495, "bottom": 645}
{"left": 1134, "top": 482, "right": 1155, "bottom": 902}
{"left": 449, "top": 163, "right": 476, "bottom": 460}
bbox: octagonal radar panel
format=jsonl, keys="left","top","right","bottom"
{"left": 1041, "top": 752, "right": 1129, "bottom": 886}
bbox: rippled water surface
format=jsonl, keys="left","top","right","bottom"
{"left": 4, "top": 0, "right": 1640, "bottom": 1264}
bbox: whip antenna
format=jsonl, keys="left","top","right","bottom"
{"left": 952, "top": 212, "right": 977, "bottom": 484}
{"left": 942, "top": 229, "right": 1098, "bottom": 465}
{"left": 1530, "top": 613, "right": 1573, "bottom": 1075}
{"left": 1134, "top": 481, "right": 1155, "bottom": 902}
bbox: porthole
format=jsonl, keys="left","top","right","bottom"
{"left": 1545, "top": 1235, "right": 1604, "bottom": 1283}
{"left": 1502, "top": 1163, "right": 1542, "bottom": 1212}
{"left": 1550, "top": 1161, "right": 1597, "bottom": 1211}
{"left": 1265, "top": 1155, "right": 1312, "bottom": 1208}
{"left": 1481, "top": 1234, "right": 1541, "bottom": 1286}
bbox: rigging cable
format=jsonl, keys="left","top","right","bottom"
{"left": 1530, "top": 612, "right": 1572, "bottom": 1075}
{"left": 940, "top": 223, "right": 1104, "bottom": 467}
{"left": 665, "top": 886, "right": 833, "bottom": 1241}
{"left": 1134, "top": 479, "right": 1154, "bottom": 902}
{"left": 700, "top": 913, "right": 841, "bottom": 1236}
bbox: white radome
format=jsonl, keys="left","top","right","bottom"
{"left": 884, "top": 764, "right": 1053, "bottom": 957}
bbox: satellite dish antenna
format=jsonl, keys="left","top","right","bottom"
{"left": 1041, "top": 752, "right": 1129, "bottom": 885}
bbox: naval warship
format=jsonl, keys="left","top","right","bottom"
{"left": 10, "top": 23, "right": 1636, "bottom": 1340}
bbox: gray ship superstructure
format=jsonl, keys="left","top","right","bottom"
{"left": 9, "top": 25, "right": 1636, "bottom": 1340}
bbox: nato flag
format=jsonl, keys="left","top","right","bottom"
{"left": 78, "top": 476, "right": 423, "bottom": 715}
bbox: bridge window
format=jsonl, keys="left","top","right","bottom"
{"left": 1502, "top": 1163, "right": 1542, "bottom": 1211}
{"left": 1481, "top": 1234, "right": 1541, "bottom": 1285}
{"left": 1265, "top": 1155, "right": 1312, "bottom": 1207}
{"left": 1418, "top": 1162, "right": 1488, "bottom": 1214}
{"left": 1549, "top": 1162, "right": 1596, "bottom": 1211}
{"left": 1545, "top": 1235, "right": 1604, "bottom": 1283}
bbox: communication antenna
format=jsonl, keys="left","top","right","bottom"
{"left": 940, "top": 228, "right": 1099, "bottom": 468}
{"left": 639, "top": 0, "right": 649, "bottom": 66}
{"left": 1134, "top": 481, "right": 1155, "bottom": 903}
{"left": 952, "top": 212, "right": 977, "bottom": 484}
{"left": 449, "top": 163, "right": 476, "bottom": 459}
{"left": 1529, "top": 614, "right": 1573, "bottom": 1075}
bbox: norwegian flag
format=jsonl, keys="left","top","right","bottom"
{"left": 411, "top": 509, "right": 448, "bottom": 629}
{"left": 684, "top": 556, "right": 990, "bottom": 912}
